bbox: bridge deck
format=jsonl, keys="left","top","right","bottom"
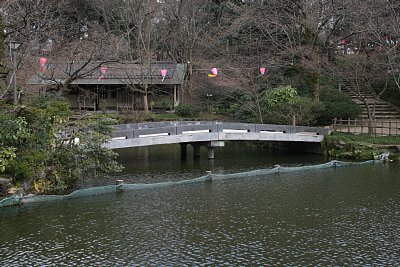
{"left": 104, "top": 121, "right": 328, "bottom": 149}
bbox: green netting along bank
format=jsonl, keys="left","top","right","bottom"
{"left": 0, "top": 160, "right": 380, "bottom": 208}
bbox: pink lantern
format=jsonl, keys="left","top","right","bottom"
{"left": 100, "top": 66, "right": 107, "bottom": 74}
{"left": 98, "top": 66, "right": 107, "bottom": 81}
{"left": 161, "top": 68, "right": 167, "bottom": 81}
{"left": 39, "top": 57, "right": 47, "bottom": 73}
{"left": 211, "top": 68, "right": 218, "bottom": 76}
{"left": 259, "top": 67, "right": 266, "bottom": 75}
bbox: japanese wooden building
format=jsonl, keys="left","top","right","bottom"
{"left": 29, "top": 61, "right": 187, "bottom": 112}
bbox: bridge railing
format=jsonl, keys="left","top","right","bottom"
{"left": 112, "top": 121, "right": 328, "bottom": 140}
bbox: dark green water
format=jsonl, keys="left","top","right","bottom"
{"left": 1, "top": 142, "right": 400, "bottom": 266}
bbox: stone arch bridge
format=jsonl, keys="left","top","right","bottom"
{"left": 104, "top": 121, "right": 329, "bottom": 159}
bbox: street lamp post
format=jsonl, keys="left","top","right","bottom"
{"left": 9, "top": 41, "right": 21, "bottom": 105}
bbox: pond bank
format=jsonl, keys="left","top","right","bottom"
{"left": 323, "top": 132, "right": 400, "bottom": 160}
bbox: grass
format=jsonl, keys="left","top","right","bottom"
{"left": 326, "top": 132, "right": 400, "bottom": 145}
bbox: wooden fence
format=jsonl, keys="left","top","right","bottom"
{"left": 332, "top": 118, "right": 400, "bottom": 136}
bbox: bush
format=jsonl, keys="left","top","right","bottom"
{"left": 263, "top": 97, "right": 324, "bottom": 126}
{"left": 373, "top": 79, "right": 400, "bottom": 108}
{"left": 261, "top": 86, "right": 324, "bottom": 126}
{"left": 5, "top": 160, "right": 33, "bottom": 184}
{"left": 317, "top": 88, "right": 362, "bottom": 125}
{"left": 318, "top": 102, "right": 362, "bottom": 125}
{"left": 175, "top": 104, "right": 200, "bottom": 117}
{"left": 1, "top": 96, "right": 122, "bottom": 194}
{"left": 320, "top": 87, "right": 353, "bottom": 102}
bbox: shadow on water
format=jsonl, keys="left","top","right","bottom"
{"left": 85, "top": 141, "right": 328, "bottom": 187}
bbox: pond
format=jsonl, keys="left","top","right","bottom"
{"left": 1, "top": 142, "right": 399, "bottom": 266}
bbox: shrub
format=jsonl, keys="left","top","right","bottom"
{"left": 5, "top": 160, "right": 33, "bottom": 184}
{"left": 317, "top": 88, "right": 362, "bottom": 125}
{"left": 263, "top": 97, "right": 324, "bottom": 126}
{"left": 261, "top": 86, "right": 324, "bottom": 126}
{"left": 320, "top": 87, "right": 353, "bottom": 102}
{"left": 318, "top": 102, "right": 362, "bottom": 125}
{"left": 175, "top": 104, "right": 200, "bottom": 117}
{"left": 373, "top": 79, "right": 400, "bottom": 108}
{"left": 1, "top": 96, "right": 123, "bottom": 194}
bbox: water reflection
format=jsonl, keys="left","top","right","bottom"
{"left": 112, "top": 141, "right": 327, "bottom": 185}
{"left": 1, "top": 145, "right": 399, "bottom": 266}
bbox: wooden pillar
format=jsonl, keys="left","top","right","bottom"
{"left": 174, "top": 85, "right": 177, "bottom": 107}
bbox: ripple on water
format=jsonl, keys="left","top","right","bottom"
{"left": 1, "top": 164, "right": 400, "bottom": 265}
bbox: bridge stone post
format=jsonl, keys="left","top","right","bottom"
{"left": 206, "top": 141, "right": 224, "bottom": 159}
{"left": 207, "top": 147, "right": 215, "bottom": 159}
{"left": 193, "top": 144, "right": 201, "bottom": 158}
{"left": 180, "top": 143, "right": 187, "bottom": 159}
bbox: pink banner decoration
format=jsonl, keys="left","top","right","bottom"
{"left": 98, "top": 66, "right": 107, "bottom": 81}
{"left": 161, "top": 69, "right": 167, "bottom": 81}
{"left": 39, "top": 57, "right": 47, "bottom": 73}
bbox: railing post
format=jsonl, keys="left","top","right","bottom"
{"left": 347, "top": 118, "right": 351, "bottom": 133}
{"left": 361, "top": 118, "right": 364, "bottom": 134}
{"left": 354, "top": 118, "right": 357, "bottom": 134}
{"left": 389, "top": 121, "right": 392, "bottom": 136}
{"left": 333, "top": 117, "right": 337, "bottom": 132}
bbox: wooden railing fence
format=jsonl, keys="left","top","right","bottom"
{"left": 332, "top": 118, "right": 400, "bottom": 136}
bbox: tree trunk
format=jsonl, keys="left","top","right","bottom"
{"left": 188, "top": 49, "right": 193, "bottom": 103}
{"left": 364, "top": 99, "right": 375, "bottom": 135}
{"left": 314, "top": 73, "right": 320, "bottom": 101}
{"left": 0, "top": 14, "right": 6, "bottom": 75}
{"left": 255, "top": 97, "right": 263, "bottom": 124}
{"left": 313, "top": 52, "right": 322, "bottom": 101}
{"left": 143, "top": 84, "right": 149, "bottom": 113}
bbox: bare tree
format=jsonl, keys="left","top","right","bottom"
{"left": 155, "top": 0, "right": 215, "bottom": 101}
{"left": 0, "top": 13, "right": 6, "bottom": 83}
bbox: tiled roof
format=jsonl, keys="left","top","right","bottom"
{"left": 29, "top": 61, "right": 187, "bottom": 85}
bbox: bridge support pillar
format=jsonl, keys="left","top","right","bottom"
{"left": 207, "top": 147, "right": 215, "bottom": 159}
{"left": 193, "top": 144, "right": 201, "bottom": 158}
{"left": 180, "top": 143, "right": 187, "bottom": 159}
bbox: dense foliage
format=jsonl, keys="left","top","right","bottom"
{"left": 261, "top": 86, "right": 324, "bottom": 126}
{"left": 175, "top": 104, "right": 200, "bottom": 117}
{"left": 317, "top": 88, "right": 363, "bottom": 125}
{"left": 219, "top": 85, "right": 345, "bottom": 126}
{"left": 0, "top": 97, "right": 122, "bottom": 194}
